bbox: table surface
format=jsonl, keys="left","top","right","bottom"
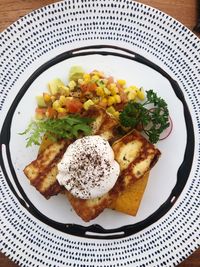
{"left": 0, "top": 0, "right": 199, "bottom": 266}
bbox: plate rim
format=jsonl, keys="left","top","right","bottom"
{"left": 0, "top": 0, "right": 200, "bottom": 266}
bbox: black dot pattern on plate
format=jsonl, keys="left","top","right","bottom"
{"left": 0, "top": 0, "right": 199, "bottom": 266}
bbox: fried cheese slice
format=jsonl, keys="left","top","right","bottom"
{"left": 23, "top": 139, "right": 71, "bottom": 198}
{"left": 23, "top": 107, "right": 160, "bottom": 221}
{"left": 83, "top": 105, "right": 119, "bottom": 142}
{"left": 23, "top": 106, "right": 118, "bottom": 198}
{"left": 66, "top": 130, "right": 160, "bottom": 221}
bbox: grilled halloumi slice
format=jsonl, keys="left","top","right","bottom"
{"left": 84, "top": 105, "right": 119, "bottom": 141}
{"left": 23, "top": 106, "right": 118, "bottom": 198}
{"left": 24, "top": 140, "right": 71, "bottom": 198}
{"left": 112, "top": 129, "right": 160, "bottom": 180}
{"left": 66, "top": 130, "right": 160, "bottom": 221}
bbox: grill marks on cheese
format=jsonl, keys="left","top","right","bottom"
{"left": 84, "top": 106, "right": 119, "bottom": 141}
{"left": 23, "top": 107, "right": 118, "bottom": 199}
{"left": 113, "top": 130, "right": 160, "bottom": 182}
{"left": 23, "top": 106, "right": 160, "bottom": 221}
{"left": 24, "top": 140, "right": 71, "bottom": 198}
{"left": 65, "top": 130, "right": 160, "bottom": 222}
{"left": 113, "top": 130, "right": 160, "bottom": 193}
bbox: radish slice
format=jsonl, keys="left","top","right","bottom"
{"left": 159, "top": 115, "right": 173, "bottom": 140}
{"left": 143, "top": 108, "right": 173, "bottom": 141}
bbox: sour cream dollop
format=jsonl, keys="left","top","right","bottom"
{"left": 56, "top": 135, "right": 120, "bottom": 199}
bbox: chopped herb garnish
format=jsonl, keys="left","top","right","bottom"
{"left": 119, "top": 89, "right": 170, "bottom": 143}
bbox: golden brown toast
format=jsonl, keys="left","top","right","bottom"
{"left": 65, "top": 130, "right": 160, "bottom": 221}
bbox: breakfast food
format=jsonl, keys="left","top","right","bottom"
{"left": 22, "top": 66, "right": 170, "bottom": 221}
{"left": 24, "top": 139, "right": 70, "bottom": 198}
{"left": 109, "top": 172, "right": 149, "bottom": 216}
{"left": 57, "top": 135, "right": 120, "bottom": 199}
{"left": 23, "top": 106, "right": 120, "bottom": 199}
{"left": 65, "top": 130, "right": 160, "bottom": 222}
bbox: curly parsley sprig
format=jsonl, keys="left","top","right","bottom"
{"left": 119, "top": 90, "right": 170, "bottom": 143}
{"left": 20, "top": 115, "right": 94, "bottom": 147}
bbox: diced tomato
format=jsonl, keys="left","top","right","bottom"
{"left": 88, "top": 82, "right": 97, "bottom": 92}
{"left": 98, "top": 101, "right": 107, "bottom": 108}
{"left": 80, "top": 84, "right": 88, "bottom": 93}
{"left": 35, "top": 107, "right": 47, "bottom": 119}
{"left": 46, "top": 107, "right": 57, "bottom": 118}
{"left": 107, "top": 76, "right": 114, "bottom": 84}
{"left": 118, "top": 86, "right": 128, "bottom": 103}
{"left": 80, "top": 82, "right": 97, "bottom": 93}
{"left": 66, "top": 99, "right": 83, "bottom": 113}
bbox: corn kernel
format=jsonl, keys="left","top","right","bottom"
{"left": 92, "top": 97, "right": 99, "bottom": 104}
{"left": 99, "top": 97, "right": 108, "bottom": 108}
{"left": 109, "top": 83, "right": 118, "bottom": 95}
{"left": 68, "top": 80, "right": 76, "bottom": 90}
{"left": 106, "top": 107, "right": 120, "bottom": 119}
{"left": 129, "top": 85, "right": 139, "bottom": 92}
{"left": 66, "top": 96, "right": 74, "bottom": 101}
{"left": 83, "top": 99, "right": 95, "bottom": 110}
{"left": 43, "top": 93, "right": 51, "bottom": 102}
{"left": 59, "top": 85, "right": 70, "bottom": 96}
{"left": 107, "top": 96, "right": 115, "bottom": 106}
{"left": 137, "top": 88, "right": 145, "bottom": 100}
{"left": 102, "top": 79, "right": 108, "bottom": 85}
{"left": 110, "top": 89, "right": 117, "bottom": 96}
{"left": 114, "top": 111, "right": 120, "bottom": 118}
{"left": 109, "top": 83, "right": 116, "bottom": 89}
{"left": 91, "top": 74, "right": 99, "bottom": 82}
{"left": 83, "top": 73, "right": 90, "bottom": 82}
{"left": 128, "top": 91, "right": 137, "bottom": 101}
{"left": 92, "top": 70, "right": 104, "bottom": 77}
{"left": 52, "top": 100, "right": 61, "bottom": 109}
{"left": 106, "top": 106, "right": 116, "bottom": 115}
{"left": 117, "top": 79, "right": 126, "bottom": 86}
{"left": 59, "top": 95, "right": 66, "bottom": 106}
{"left": 78, "top": 78, "right": 84, "bottom": 85}
{"left": 104, "top": 87, "right": 111, "bottom": 96}
{"left": 50, "top": 95, "right": 56, "bottom": 102}
{"left": 57, "top": 107, "right": 66, "bottom": 113}
{"left": 114, "top": 94, "right": 121, "bottom": 103}
{"left": 101, "top": 98, "right": 108, "bottom": 104}
{"left": 96, "top": 87, "right": 105, "bottom": 97}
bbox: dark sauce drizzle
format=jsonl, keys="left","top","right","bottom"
{"left": 0, "top": 45, "right": 194, "bottom": 239}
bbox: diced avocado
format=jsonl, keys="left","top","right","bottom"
{"left": 68, "top": 66, "right": 84, "bottom": 81}
{"left": 48, "top": 79, "right": 64, "bottom": 95}
{"left": 104, "top": 87, "right": 111, "bottom": 96}
{"left": 36, "top": 95, "right": 47, "bottom": 107}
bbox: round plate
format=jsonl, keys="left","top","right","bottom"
{"left": 0, "top": 0, "right": 199, "bottom": 266}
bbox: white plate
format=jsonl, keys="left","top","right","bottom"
{"left": 0, "top": 1, "right": 199, "bottom": 266}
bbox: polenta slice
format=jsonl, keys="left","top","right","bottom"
{"left": 109, "top": 172, "right": 149, "bottom": 216}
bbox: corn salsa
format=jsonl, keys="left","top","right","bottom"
{"left": 35, "top": 66, "right": 145, "bottom": 120}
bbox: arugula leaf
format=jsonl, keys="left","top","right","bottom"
{"left": 119, "top": 90, "right": 170, "bottom": 143}
{"left": 19, "top": 115, "right": 94, "bottom": 147}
